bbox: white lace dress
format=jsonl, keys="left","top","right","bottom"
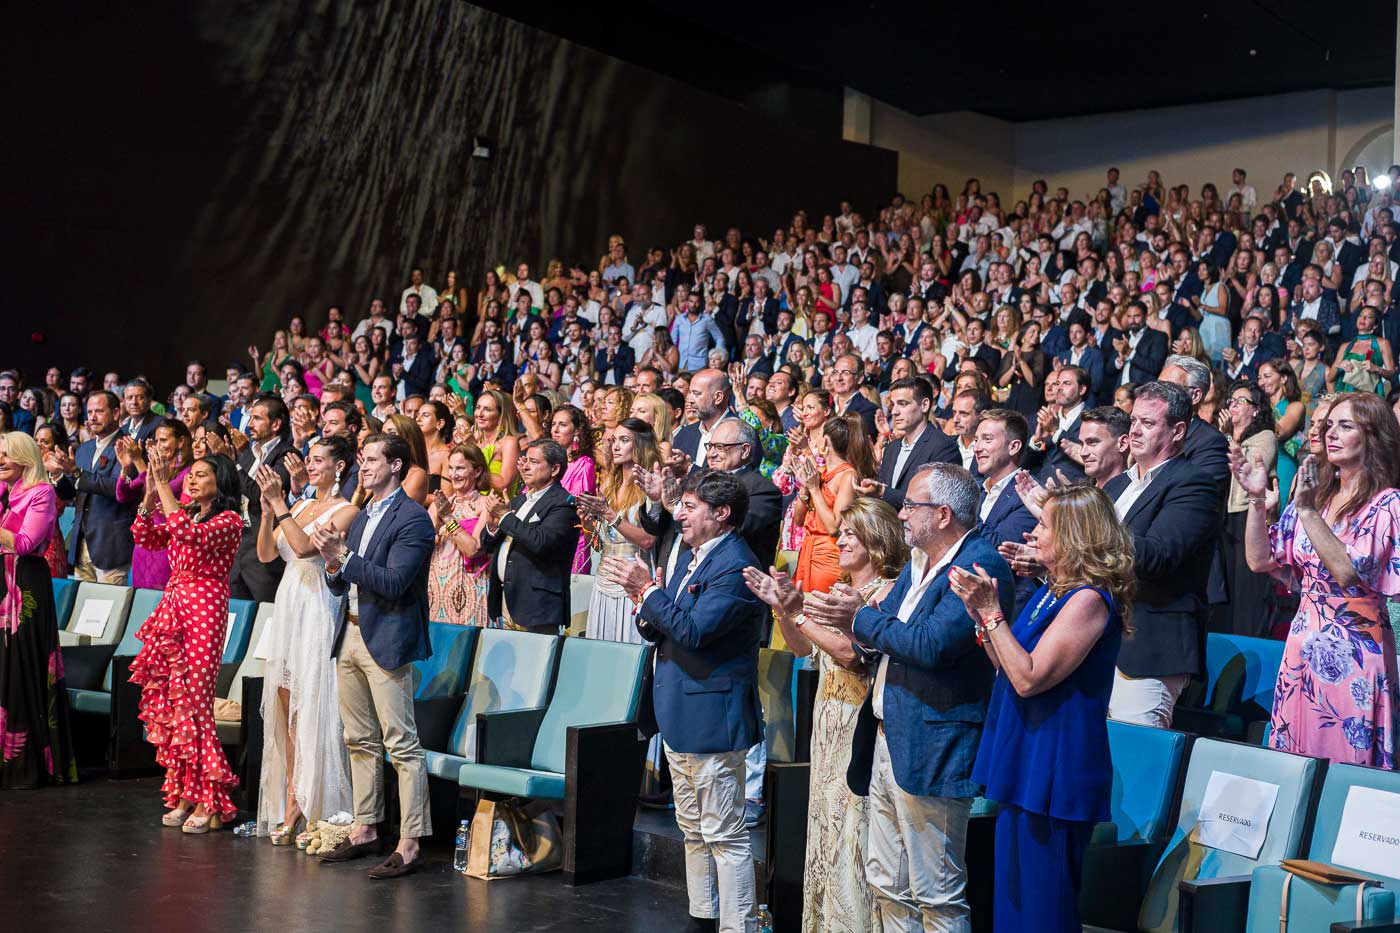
{"left": 256, "top": 500, "right": 354, "bottom": 834}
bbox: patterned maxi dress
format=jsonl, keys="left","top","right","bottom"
{"left": 1268, "top": 490, "right": 1400, "bottom": 768}
{"left": 129, "top": 508, "right": 245, "bottom": 817}
{"left": 426, "top": 495, "right": 491, "bottom": 628}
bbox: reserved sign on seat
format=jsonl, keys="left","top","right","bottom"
{"left": 72, "top": 599, "right": 114, "bottom": 638}
{"left": 1195, "top": 770, "right": 1280, "bottom": 859}
{"left": 1331, "top": 785, "right": 1400, "bottom": 878}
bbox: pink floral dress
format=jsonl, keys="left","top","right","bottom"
{"left": 128, "top": 508, "right": 245, "bottom": 817}
{"left": 1268, "top": 490, "right": 1400, "bottom": 769}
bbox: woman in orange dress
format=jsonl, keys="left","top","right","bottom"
{"left": 792, "top": 414, "right": 873, "bottom": 596}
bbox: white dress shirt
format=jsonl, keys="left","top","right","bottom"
{"left": 979, "top": 472, "right": 1014, "bottom": 523}
{"left": 872, "top": 532, "right": 971, "bottom": 719}
{"left": 1114, "top": 457, "right": 1173, "bottom": 520}
{"left": 891, "top": 423, "right": 928, "bottom": 489}
{"left": 401, "top": 284, "right": 439, "bottom": 316}
{"left": 494, "top": 483, "right": 553, "bottom": 583}
{"left": 337, "top": 487, "right": 403, "bottom": 617}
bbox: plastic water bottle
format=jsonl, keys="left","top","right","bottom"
{"left": 453, "top": 819, "right": 471, "bottom": 872}
{"left": 232, "top": 821, "right": 258, "bottom": 838}
{"left": 757, "top": 903, "right": 774, "bottom": 933}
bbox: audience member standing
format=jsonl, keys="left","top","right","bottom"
{"left": 1220, "top": 380, "right": 1277, "bottom": 636}
{"left": 952, "top": 483, "right": 1135, "bottom": 933}
{"left": 315, "top": 433, "right": 435, "bottom": 878}
{"left": 807, "top": 462, "right": 1014, "bottom": 933}
{"left": 426, "top": 445, "right": 492, "bottom": 628}
{"left": 550, "top": 405, "right": 598, "bottom": 573}
{"left": 46, "top": 390, "right": 135, "bottom": 583}
{"left": 579, "top": 419, "right": 660, "bottom": 641}
{"left": 128, "top": 450, "right": 245, "bottom": 832}
{"left": 230, "top": 396, "right": 296, "bottom": 602}
{"left": 793, "top": 414, "right": 870, "bottom": 597}
{"left": 858, "top": 378, "right": 959, "bottom": 509}
{"left": 113, "top": 422, "right": 193, "bottom": 589}
{"left": 0, "top": 432, "right": 77, "bottom": 788}
{"left": 603, "top": 470, "right": 767, "bottom": 933}
{"left": 1109, "top": 382, "right": 1219, "bottom": 727}
{"left": 252, "top": 436, "right": 358, "bottom": 842}
{"left": 1235, "top": 393, "right": 1400, "bottom": 768}
{"left": 972, "top": 409, "right": 1039, "bottom": 614}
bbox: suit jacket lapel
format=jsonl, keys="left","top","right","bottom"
{"left": 1122, "top": 463, "right": 1172, "bottom": 526}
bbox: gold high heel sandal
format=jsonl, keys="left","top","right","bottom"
{"left": 182, "top": 813, "right": 223, "bottom": 835}
{"left": 270, "top": 815, "right": 305, "bottom": 846}
{"left": 162, "top": 805, "right": 194, "bottom": 827}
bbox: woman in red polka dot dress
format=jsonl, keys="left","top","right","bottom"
{"left": 128, "top": 449, "right": 246, "bottom": 834}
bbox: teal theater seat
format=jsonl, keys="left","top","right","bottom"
{"left": 222, "top": 598, "right": 257, "bottom": 664}
{"left": 52, "top": 577, "right": 78, "bottom": 629}
{"left": 1174, "top": 634, "right": 1286, "bottom": 739}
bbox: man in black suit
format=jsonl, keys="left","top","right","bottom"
{"left": 230, "top": 395, "right": 297, "bottom": 602}
{"left": 942, "top": 319, "right": 1002, "bottom": 383}
{"left": 1088, "top": 298, "right": 1123, "bottom": 357}
{"left": 1109, "top": 381, "right": 1219, "bottom": 728}
{"left": 480, "top": 439, "right": 580, "bottom": 632}
{"left": 1078, "top": 405, "right": 1131, "bottom": 496}
{"left": 119, "top": 378, "right": 162, "bottom": 443}
{"left": 393, "top": 333, "right": 435, "bottom": 399}
{"left": 972, "top": 409, "right": 1039, "bottom": 614}
{"left": 1221, "top": 316, "right": 1281, "bottom": 382}
{"left": 1157, "top": 355, "right": 1231, "bottom": 494}
{"left": 594, "top": 322, "right": 636, "bottom": 386}
{"left": 829, "top": 353, "right": 879, "bottom": 437}
{"left": 1027, "top": 367, "right": 1089, "bottom": 483}
{"left": 1109, "top": 300, "right": 1169, "bottom": 387}
{"left": 736, "top": 276, "right": 780, "bottom": 337}
{"left": 856, "top": 378, "right": 958, "bottom": 508}
{"left": 672, "top": 369, "right": 731, "bottom": 468}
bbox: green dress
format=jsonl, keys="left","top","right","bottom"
{"left": 1274, "top": 399, "right": 1301, "bottom": 505}
{"left": 1336, "top": 336, "right": 1383, "bottom": 394}
{"left": 260, "top": 353, "right": 291, "bottom": 392}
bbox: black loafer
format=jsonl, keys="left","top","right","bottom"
{"left": 368, "top": 851, "right": 423, "bottom": 879}
{"left": 318, "top": 838, "right": 383, "bottom": 863}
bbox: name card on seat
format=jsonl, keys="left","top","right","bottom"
{"left": 72, "top": 599, "right": 114, "bottom": 638}
{"left": 253, "top": 618, "right": 275, "bottom": 661}
{"left": 1196, "top": 770, "right": 1279, "bottom": 859}
{"left": 1332, "top": 785, "right": 1400, "bottom": 878}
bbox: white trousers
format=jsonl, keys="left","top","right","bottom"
{"left": 866, "top": 730, "right": 972, "bottom": 933}
{"left": 665, "top": 743, "right": 757, "bottom": 933}
{"left": 1107, "top": 669, "right": 1189, "bottom": 728}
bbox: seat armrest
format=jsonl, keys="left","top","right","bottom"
{"left": 413, "top": 697, "right": 462, "bottom": 753}
{"left": 61, "top": 644, "right": 116, "bottom": 692}
{"left": 475, "top": 707, "right": 547, "bottom": 768}
{"left": 1332, "top": 924, "right": 1400, "bottom": 933}
{"left": 1178, "top": 873, "right": 1252, "bottom": 933}
{"left": 563, "top": 721, "right": 646, "bottom": 885}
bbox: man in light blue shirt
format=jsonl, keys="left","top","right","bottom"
{"left": 672, "top": 292, "right": 727, "bottom": 370}
{"left": 601, "top": 241, "right": 635, "bottom": 284}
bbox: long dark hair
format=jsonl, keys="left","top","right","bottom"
{"left": 193, "top": 454, "right": 243, "bottom": 522}
{"left": 1313, "top": 392, "right": 1400, "bottom": 520}
{"left": 1227, "top": 379, "right": 1274, "bottom": 442}
{"left": 555, "top": 404, "right": 594, "bottom": 461}
{"left": 822, "top": 413, "right": 875, "bottom": 479}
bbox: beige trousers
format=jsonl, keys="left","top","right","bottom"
{"left": 73, "top": 540, "right": 128, "bottom": 585}
{"left": 665, "top": 743, "right": 757, "bottom": 933}
{"left": 336, "top": 624, "right": 431, "bottom": 838}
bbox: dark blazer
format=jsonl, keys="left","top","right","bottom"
{"left": 976, "top": 483, "right": 1039, "bottom": 614}
{"left": 737, "top": 296, "right": 780, "bottom": 336}
{"left": 848, "top": 534, "right": 1015, "bottom": 798}
{"left": 121, "top": 415, "right": 162, "bottom": 445}
{"left": 1039, "top": 325, "right": 1071, "bottom": 361}
{"left": 1113, "top": 457, "right": 1219, "bottom": 679}
{"left": 1032, "top": 410, "right": 1086, "bottom": 484}
{"left": 765, "top": 332, "right": 804, "bottom": 372}
{"left": 594, "top": 344, "right": 636, "bottom": 386}
{"left": 1284, "top": 295, "right": 1343, "bottom": 343}
{"left": 398, "top": 348, "right": 436, "bottom": 398}
{"left": 636, "top": 532, "right": 766, "bottom": 754}
{"left": 712, "top": 293, "right": 741, "bottom": 353}
{"left": 1111, "top": 329, "right": 1168, "bottom": 385}
{"left": 1223, "top": 343, "right": 1281, "bottom": 382}
{"left": 57, "top": 434, "right": 137, "bottom": 570}
{"left": 1056, "top": 345, "right": 1106, "bottom": 404}
{"left": 1183, "top": 416, "right": 1231, "bottom": 606}
{"left": 944, "top": 344, "right": 1002, "bottom": 383}
{"left": 836, "top": 391, "right": 879, "bottom": 438}
{"left": 326, "top": 489, "right": 434, "bottom": 671}
{"left": 481, "top": 482, "right": 579, "bottom": 631}
{"left": 229, "top": 437, "right": 296, "bottom": 603}
{"left": 735, "top": 468, "right": 782, "bottom": 568}
{"left": 877, "top": 422, "right": 961, "bottom": 509}
{"left": 672, "top": 421, "right": 703, "bottom": 465}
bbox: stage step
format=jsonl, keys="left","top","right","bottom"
{"left": 630, "top": 808, "right": 767, "bottom": 889}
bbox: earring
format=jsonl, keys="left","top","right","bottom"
{"left": 332, "top": 465, "right": 343, "bottom": 498}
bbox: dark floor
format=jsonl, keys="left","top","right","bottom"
{"left": 0, "top": 777, "right": 691, "bottom": 932}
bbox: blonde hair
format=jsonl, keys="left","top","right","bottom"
{"left": 476, "top": 389, "right": 519, "bottom": 442}
{"left": 0, "top": 431, "right": 49, "bottom": 488}
{"left": 631, "top": 393, "right": 673, "bottom": 442}
{"left": 838, "top": 497, "right": 909, "bottom": 582}
{"left": 1043, "top": 484, "right": 1137, "bottom": 635}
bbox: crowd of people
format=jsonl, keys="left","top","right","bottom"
{"left": 2, "top": 160, "right": 1400, "bottom": 932}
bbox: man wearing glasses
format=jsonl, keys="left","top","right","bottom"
{"left": 828, "top": 352, "right": 879, "bottom": 437}
{"left": 806, "top": 462, "right": 1015, "bottom": 931}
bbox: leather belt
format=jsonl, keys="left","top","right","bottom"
{"left": 347, "top": 610, "right": 359, "bottom": 626}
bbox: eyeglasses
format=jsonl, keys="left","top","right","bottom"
{"left": 707, "top": 441, "right": 748, "bottom": 451}
{"left": 903, "top": 499, "right": 944, "bottom": 510}
{"left": 830, "top": 369, "right": 859, "bottom": 377}
{"left": 1228, "top": 397, "right": 1256, "bottom": 408}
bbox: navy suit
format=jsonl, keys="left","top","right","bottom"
{"left": 326, "top": 489, "right": 435, "bottom": 671}
{"left": 1110, "top": 328, "right": 1168, "bottom": 385}
{"left": 480, "top": 482, "right": 579, "bottom": 631}
{"left": 1031, "top": 410, "right": 1086, "bottom": 484}
{"left": 1056, "top": 345, "right": 1106, "bottom": 405}
{"left": 594, "top": 344, "right": 636, "bottom": 386}
{"left": 57, "top": 434, "right": 137, "bottom": 571}
{"left": 1039, "top": 325, "right": 1070, "bottom": 360}
{"left": 848, "top": 535, "right": 1015, "bottom": 798}
{"left": 398, "top": 349, "right": 436, "bottom": 398}
{"left": 836, "top": 391, "right": 879, "bottom": 438}
{"left": 636, "top": 532, "right": 766, "bottom": 754}
{"left": 1114, "top": 457, "right": 1219, "bottom": 680}
{"left": 121, "top": 415, "right": 162, "bottom": 445}
{"left": 1285, "top": 295, "right": 1343, "bottom": 345}
{"left": 876, "top": 422, "right": 961, "bottom": 509}
{"left": 977, "top": 484, "right": 1039, "bottom": 614}
{"left": 737, "top": 296, "right": 780, "bottom": 336}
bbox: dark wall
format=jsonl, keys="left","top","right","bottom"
{"left": 0, "top": 0, "right": 895, "bottom": 391}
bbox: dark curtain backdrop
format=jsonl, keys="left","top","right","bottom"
{"left": 0, "top": 0, "right": 895, "bottom": 391}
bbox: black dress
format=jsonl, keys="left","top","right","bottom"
{"left": 0, "top": 550, "right": 78, "bottom": 788}
{"left": 998, "top": 348, "right": 1048, "bottom": 421}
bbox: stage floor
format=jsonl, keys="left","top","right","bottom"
{"left": 0, "top": 776, "right": 691, "bottom": 932}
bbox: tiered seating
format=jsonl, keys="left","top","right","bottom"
{"left": 1137, "top": 738, "right": 1322, "bottom": 933}
{"left": 457, "top": 636, "right": 650, "bottom": 885}
{"left": 1244, "top": 763, "right": 1400, "bottom": 931}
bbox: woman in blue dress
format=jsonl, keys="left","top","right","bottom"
{"left": 949, "top": 481, "right": 1136, "bottom": 933}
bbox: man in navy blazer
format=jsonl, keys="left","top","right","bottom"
{"left": 671, "top": 368, "right": 731, "bottom": 468}
{"left": 1027, "top": 367, "right": 1089, "bottom": 484}
{"left": 856, "top": 377, "right": 959, "bottom": 509}
{"left": 49, "top": 390, "right": 136, "bottom": 583}
{"left": 1056, "top": 320, "right": 1106, "bottom": 404}
{"left": 480, "top": 440, "right": 580, "bottom": 631}
{"left": 605, "top": 470, "right": 766, "bottom": 933}
{"left": 316, "top": 432, "right": 435, "bottom": 877}
{"left": 1108, "top": 301, "right": 1169, "bottom": 387}
{"left": 829, "top": 352, "right": 879, "bottom": 437}
{"left": 808, "top": 462, "right": 1015, "bottom": 931}
{"left": 593, "top": 322, "right": 636, "bottom": 387}
{"left": 972, "top": 410, "right": 1040, "bottom": 614}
